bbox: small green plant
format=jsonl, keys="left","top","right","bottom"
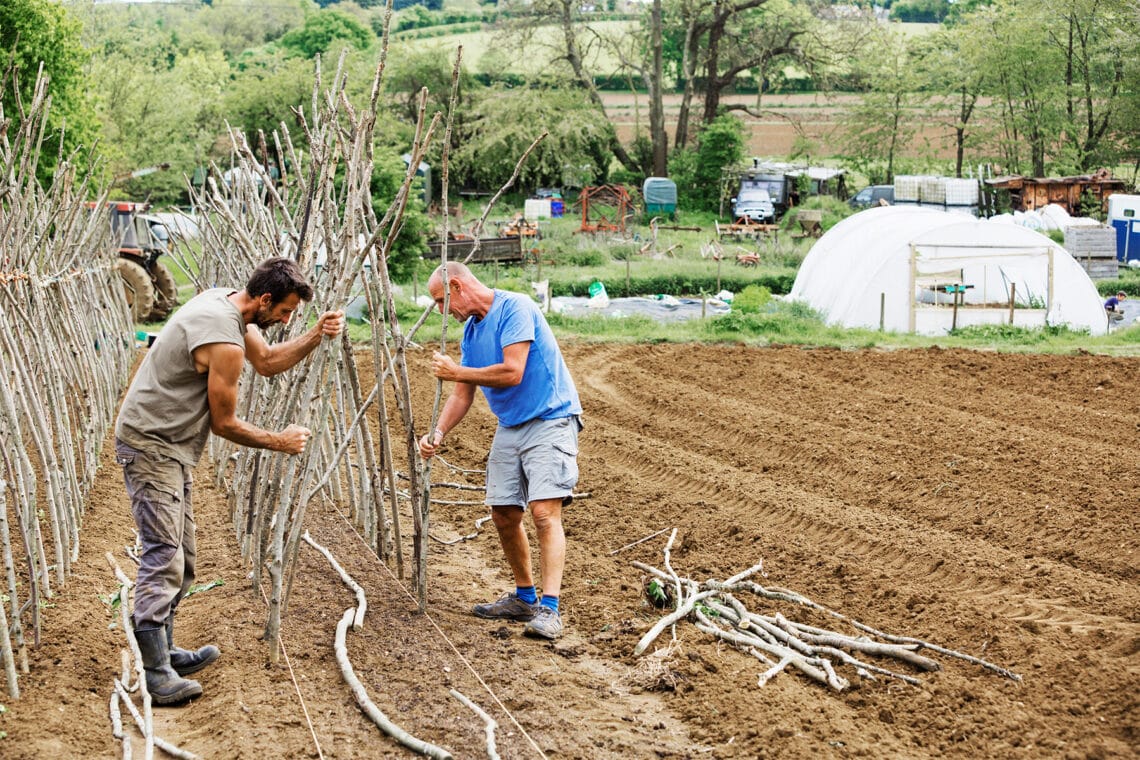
{"left": 694, "top": 601, "right": 720, "bottom": 618}
{"left": 646, "top": 578, "right": 669, "bottom": 608}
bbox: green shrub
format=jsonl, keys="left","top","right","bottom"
{"left": 560, "top": 250, "right": 608, "bottom": 267}
{"left": 669, "top": 115, "right": 744, "bottom": 213}
{"left": 1097, "top": 277, "right": 1139, "bottom": 297}
{"left": 705, "top": 300, "right": 826, "bottom": 338}
{"left": 733, "top": 284, "right": 772, "bottom": 313}
{"left": 949, "top": 323, "right": 1088, "bottom": 342}
{"left": 556, "top": 271, "right": 795, "bottom": 298}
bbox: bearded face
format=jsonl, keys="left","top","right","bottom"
{"left": 253, "top": 303, "right": 277, "bottom": 329}
{"left": 252, "top": 292, "right": 302, "bottom": 329}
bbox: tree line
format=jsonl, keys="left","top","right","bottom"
{"left": 2, "top": 0, "right": 1138, "bottom": 216}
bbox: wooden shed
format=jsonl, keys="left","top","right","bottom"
{"left": 984, "top": 169, "right": 1126, "bottom": 214}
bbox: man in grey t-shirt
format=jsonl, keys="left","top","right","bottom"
{"left": 115, "top": 257, "right": 342, "bottom": 705}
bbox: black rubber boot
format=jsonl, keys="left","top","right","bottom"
{"left": 166, "top": 612, "right": 220, "bottom": 676}
{"left": 135, "top": 627, "right": 203, "bottom": 705}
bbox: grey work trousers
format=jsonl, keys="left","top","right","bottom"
{"left": 115, "top": 439, "right": 196, "bottom": 630}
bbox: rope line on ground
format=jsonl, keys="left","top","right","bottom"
{"left": 255, "top": 579, "right": 325, "bottom": 760}
{"left": 329, "top": 505, "right": 548, "bottom": 760}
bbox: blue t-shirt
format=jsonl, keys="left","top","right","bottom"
{"left": 461, "top": 290, "right": 582, "bottom": 427}
{"left": 1105, "top": 296, "right": 1121, "bottom": 311}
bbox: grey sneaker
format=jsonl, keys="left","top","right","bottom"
{"left": 472, "top": 592, "right": 538, "bottom": 621}
{"left": 523, "top": 606, "right": 562, "bottom": 640}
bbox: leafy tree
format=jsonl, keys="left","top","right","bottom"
{"left": 494, "top": 0, "right": 643, "bottom": 174}
{"left": 451, "top": 85, "right": 613, "bottom": 191}
{"left": 279, "top": 9, "right": 375, "bottom": 59}
{"left": 385, "top": 44, "right": 477, "bottom": 125}
{"left": 662, "top": 0, "right": 838, "bottom": 149}
{"left": 92, "top": 48, "right": 232, "bottom": 203}
{"left": 1038, "top": 0, "right": 1131, "bottom": 172}
{"left": 668, "top": 114, "right": 743, "bottom": 212}
{"left": 840, "top": 27, "right": 922, "bottom": 183}
{"left": 910, "top": 26, "right": 987, "bottom": 178}
{"left": 968, "top": 2, "right": 1063, "bottom": 176}
{"left": 180, "top": 0, "right": 310, "bottom": 62}
{"left": 952, "top": 0, "right": 1136, "bottom": 175}
{"left": 889, "top": 0, "right": 948, "bottom": 23}
{"left": 0, "top": 0, "right": 98, "bottom": 183}
{"left": 371, "top": 152, "right": 432, "bottom": 281}
{"left": 223, "top": 52, "right": 316, "bottom": 151}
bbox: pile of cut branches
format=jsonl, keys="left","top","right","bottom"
{"left": 632, "top": 530, "right": 1020, "bottom": 691}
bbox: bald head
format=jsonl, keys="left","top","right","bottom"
{"left": 428, "top": 261, "right": 493, "bottom": 321}
{"left": 428, "top": 262, "right": 477, "bottom": 290}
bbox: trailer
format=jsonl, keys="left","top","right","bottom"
{"left": 423, "top": 236, "right": 527, "bottom": 264}
{"left": 1108, "top": 193, "right": 1140, "bottom": 264}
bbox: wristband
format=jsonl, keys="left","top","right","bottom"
{"left": 434, "top": 428, "right": 445, "bottom": 442}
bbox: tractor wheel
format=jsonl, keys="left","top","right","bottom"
{"left": 146, "top": 260, "right": 179, "bottom": 321}
{"left": 115, "top": 257, "right": 155, "bottom": 323}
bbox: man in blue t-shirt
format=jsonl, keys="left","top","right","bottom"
{"left": 419, "top": 262, "right": 582, "bottom": 640}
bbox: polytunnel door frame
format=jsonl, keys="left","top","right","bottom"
{"left": 907, "top": 242, "right": 1054, "bottom": 334}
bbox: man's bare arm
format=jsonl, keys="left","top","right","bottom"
{"left": 430, "top": 341, "right": 530, "bottom": 388}
{"left": 419, "top": 382, "right": 475, "bottom": 457}
{"left": 197, "top": 342, "right": 310, "bottom": 453}
{"left": 245, "top": 310, "right": 344, "bottom": 377}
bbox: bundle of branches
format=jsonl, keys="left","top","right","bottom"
{"left": 633, "top": 530, "right": 1020, "bottom": 691}
{"left": 0, "top": 72, "right": 135, "bottom": 698}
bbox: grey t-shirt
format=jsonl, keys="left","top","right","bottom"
{"left": 115, "top": 288, "right": 246, "bottom": 466}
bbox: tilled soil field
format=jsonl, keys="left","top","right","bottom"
{"left": 4, "top": 343, "right": 1138, "bottom": 759}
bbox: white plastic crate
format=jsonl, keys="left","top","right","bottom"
{"left": 894, "top": 175, "right": 922, "bottom": 202}
{"left": 524, "top": 198, "right": 551, "bottom": 221}
{"left": 944, "top": 178, "right": 979, "bottom": 206}
{"left": 921, "top": 177, "right": 946, "bottom": 204}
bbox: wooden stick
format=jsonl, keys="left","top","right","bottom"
{"left": 301, "top": 532, "right": 367, "bottom": 631}
{"left": 106, "top": 552, "right": 153, "bottom": 759}
{"left": 608, "top": 527, "right": 671, "bottom": 556}
{"left": 333, "top": 608, "right": 452, "bottom": 759}
{"left": 450, "top": 688, "right": 500, "bottom": 760}
{"left": 0, "top": 480, "right": 17, "bottom": 698}
{"left": 114, "top": 678, "right": 200, "bottom": 760}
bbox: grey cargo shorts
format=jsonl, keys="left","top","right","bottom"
{"left": 485, "top": 415, "right": 582, "bottom": 508}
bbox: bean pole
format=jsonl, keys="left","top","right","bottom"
{"left": 0, "top": 72, "right": 135, "bottom": 698}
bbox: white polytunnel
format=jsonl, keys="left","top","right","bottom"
{"left": 789, "top": 206, "right": 1109, "bottom": 336}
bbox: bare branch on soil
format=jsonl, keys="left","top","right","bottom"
{"left": 632, "top": 546, "right": 1021, "bottom": 690}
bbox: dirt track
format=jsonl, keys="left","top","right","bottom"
{"left": 5, "top": 343, "right": 1139, "bottom": 758}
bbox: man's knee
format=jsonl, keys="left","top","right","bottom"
{"left": 529, "top": 499, "right": 563, "bottom": 529}
{"left": 490, "top": 505, "right": 524, "bottom": 530}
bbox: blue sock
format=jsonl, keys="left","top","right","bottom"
{"left": 540, "top": 595, "right": 559, "bottom": 613}
{"left": 516, "top": 586, "right": 537, "bottom": 604}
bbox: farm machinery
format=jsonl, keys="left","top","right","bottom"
{"left": 90, "top": 201, "right": 180, "bottom": 322}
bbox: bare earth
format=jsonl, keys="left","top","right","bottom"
{"left": 4, "top": 343, "right": 1138, "bottom": 759}
{"left": 600, "top": 92, "right": 956, "bottom": 160}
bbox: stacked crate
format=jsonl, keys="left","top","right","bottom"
{"left": 1064, "top": 226, "right": 1118, "bottom": 280}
